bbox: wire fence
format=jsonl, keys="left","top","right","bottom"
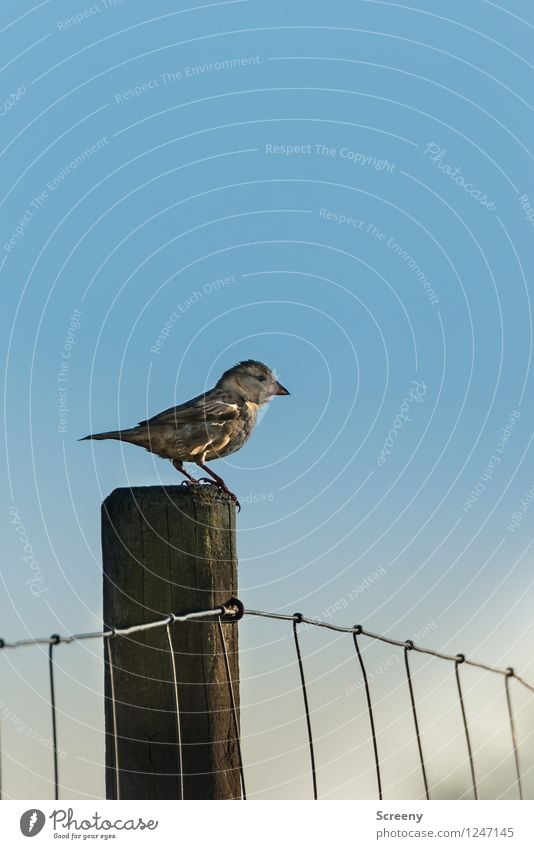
{"left": 1, "top": 600, "right": 532, "bottom": 801}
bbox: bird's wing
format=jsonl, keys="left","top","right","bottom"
{"left": 137, "top": 391, "right": 241, "bottom": 428}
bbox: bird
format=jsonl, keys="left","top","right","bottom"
{"left": 80, "top": 359, "right": 289, "bottom": 510}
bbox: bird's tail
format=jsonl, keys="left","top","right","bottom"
{"left": 79, "top": 430, "right": 125, "bottom": 442}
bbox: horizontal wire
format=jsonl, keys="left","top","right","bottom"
{"left": 512, "top": 673, "right": 534, "bottom": 694}
{"left": 2, "top": 603, "right": 533, "bottom": 695}
{"left": 0, "top": 603, "right": 239, "bottom": 649}
{"left": 244, "top": 610, "right": 534, "bottom": 693}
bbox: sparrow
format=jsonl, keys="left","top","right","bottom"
{"left": 80, "top": 359, "right": 289, "bottom": 509}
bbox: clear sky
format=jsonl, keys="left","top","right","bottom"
{"left": 1, "top": 0, "right": 534, "bottom": 800}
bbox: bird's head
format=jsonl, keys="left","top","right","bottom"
{"left": 216, "top": 359, "right": 290, "bottom": 405}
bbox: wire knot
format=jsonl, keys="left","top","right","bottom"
{"left": 293, "top": 612, "right": 304, "bottom": 624}
{"left": 404, "top": 639, "right": 414, "bottom": 650}
{"left": 353, "top": 625, "right": 363, "bottom": 635}
{"left": 456, "top": 653, "right": 466, "bottom": 664}
{"left": 166, "top": 614, "right": 176, "bottom": 625}
{"left": 506, "top": 666, "right": 515, "bottom": 677}
{"left": 0, "top": 638, "right": 4, "bottom": 649}
{"left": 223, "top": 597, "right": 245, "bottom": 621}
{"left": 50, "top": 634, "right": 61, "bottom": 645}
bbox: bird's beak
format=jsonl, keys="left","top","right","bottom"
{"left": 275, "top": 382, "right": 290, "bottom": 396}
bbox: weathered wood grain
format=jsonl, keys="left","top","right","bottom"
{"left": 102, "top": 484, "right": 240, "bottom": 799}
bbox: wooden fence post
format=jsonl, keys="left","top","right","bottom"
{"left": 101, "top": 484, "right": 240, "bottom": 800}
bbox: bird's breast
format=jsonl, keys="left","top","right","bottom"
{"left": 205, "top": 401, "right": 260, "bottom": 459}
{"left": 244, "top": 400, "right": 260, "bottom": 417}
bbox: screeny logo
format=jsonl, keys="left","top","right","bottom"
{"left": 20, "top": 809, "right": 46, "bottom": 836}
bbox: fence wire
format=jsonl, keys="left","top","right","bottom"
{"left": 0, "top": 600, "right": 532, "bottom": 800}
{"left": 403, "top": 642, "right": 430, "bottom": 800}
{"left": 454, "top": 656, "right": 478, "bottom": 800}
{"left": 292, "top": 616, "right": 318, "bottom": 800}
{"left": 352, "top": 629, "right": 382, "bottom": 800}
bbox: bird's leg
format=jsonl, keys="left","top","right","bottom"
{"left": 171, "top": 459, "right": 198, "bottom": 484}
{"left": 195, "top": 462, "right": 241, "bottom": 511}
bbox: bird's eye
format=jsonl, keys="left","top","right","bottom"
{"left": 257, "top": 375, "right": 266, "bottom": 382}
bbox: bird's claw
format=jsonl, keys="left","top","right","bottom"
{"left": 226, "top": 490, "right": 241, "bottom": 512}
{"left": 227, "top": 491, "right": 241, "bottom": 512}
{"left": 197, "top": 478, "right": 241, "bottom": 511}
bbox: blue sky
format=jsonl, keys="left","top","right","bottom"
{"left": 1, "top": 0, "right": 534, "bottom": 799}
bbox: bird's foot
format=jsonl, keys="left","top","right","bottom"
{"left": 197, "top": 477, "right": 241, "bottom": 511}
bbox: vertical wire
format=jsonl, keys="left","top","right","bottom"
{"left": 454, "top": 656, "right": 478, "bottom": 800}
{"left": 165, "top": 622, "right": 184, "bottom": 800}
{"left": 48, "top": 635, "right": 60, "bottom": 801}
{"left": 504, "top": 669, "right": 523, "bottom": 800}
{"left": 0, "top": 638, "right": 3, "bottom": 801}
{"left": 0, "top": 702, "right": 2, "bottom": 802}
{"left": 292, "top": 616, "right": 318, "bottom": 800}
{"left": 217, "top": 617, "right": 246, "bottom": 800}
{"left": 105, "top": 636, "right": 121, "bottom": 800}
{"left": 403, "top": 643, "right": 429, "bottom": 800}
{"left": 352, "top": 629, "right": 383, "bottom": 800}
